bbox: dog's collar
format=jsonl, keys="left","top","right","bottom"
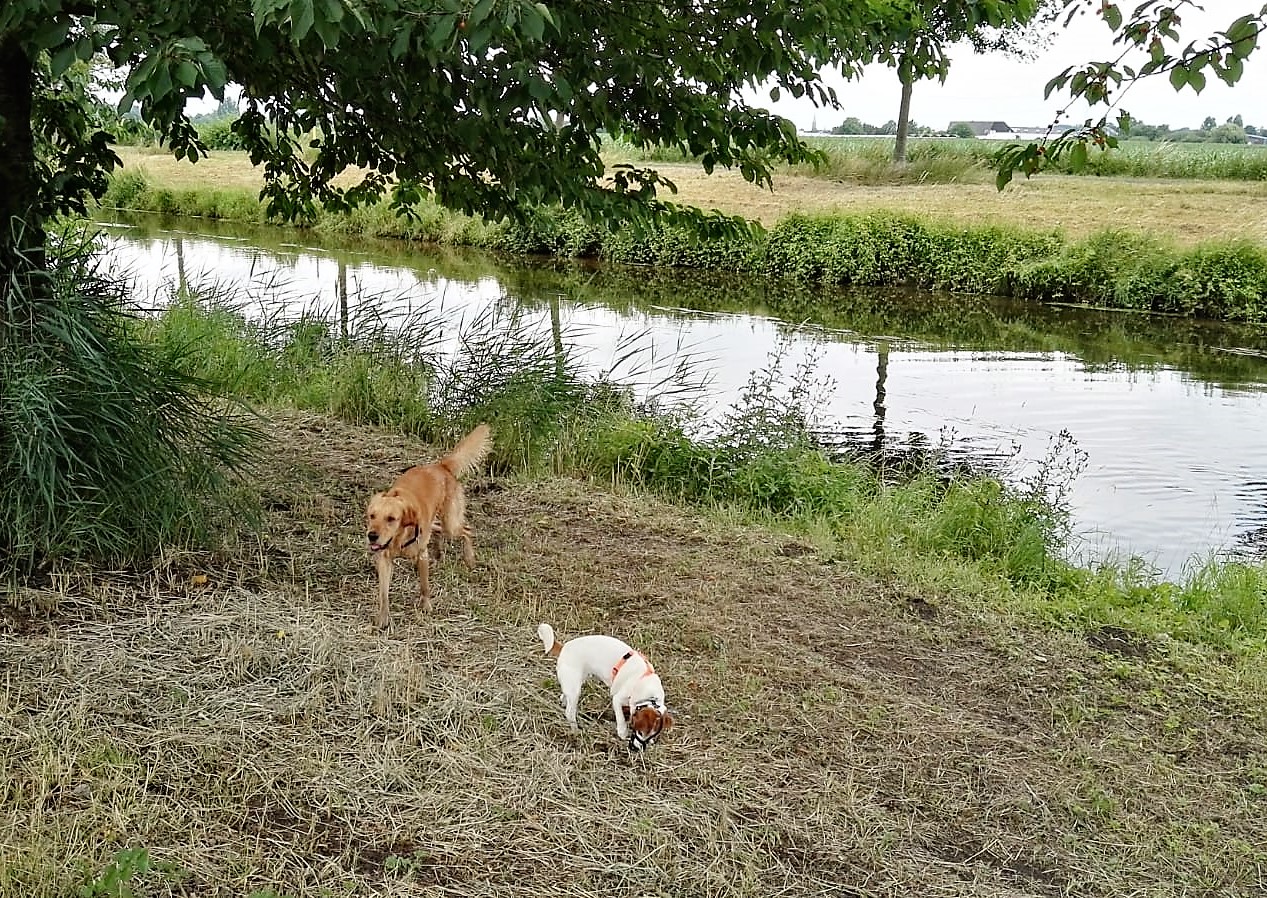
{"left": 612, "top": 650, "right": 655, "bottom": 683}
{"left": 371, "top": 523, "right": 419, "bottom": 553}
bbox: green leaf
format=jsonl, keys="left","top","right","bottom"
{"left": 1225, "top": 15, "right": 1258, "bottom": 48}
{"left": 1187, "top": 68, "right": 1206, "bottom": 93}
{"left": 1069, "top": 141, "right": 1088, "bottom": 172}
{"left": 1168, "top": 66, "right": 1188, "bottom": 90}
{"left": 469, "top": 0, "right": 495, "bottom": 27}
{"left": 520, "top": 5, "right": 544, "bottom": 41}
{"left": 320, "top": 0, "right": 345, "bottom": 24}
{"left": 152, "top": 64, "right": 173, "bottom": 100}
{"left": 201, "top": 57, "right": 229, "bottom": 95}
{"left": 30, "top": 18, "right": 71, "bottom": 51}
{"left": 427, "top": 16, "right": 454, "bottom": 50}
{"left": 251, "top": 0, "right": 290, "bottom": 34}
{"left": 1103, "top": 4, "right": 1122, "bottom": 31}
{"left": 313, "top": 14, "right": 341, "bottom": 49}
{"left": 1043, "top": 68, "right": 1072, "bottom": 100}
{"left": 527, "top": 77, "right": 550, "bottom": 102}
{"left": 1223, "top": 54, "right": 1245, "bottom": 86}
{"left": 174, "top": 60, "right": 199, "bottom": 88}
{"left": 393, "top": 24, "right": 414, "bottom": 57}
{"left": 292, "top": 0, "right": 316, "bottom": 41}
{"left": 49, "top": 43, "right": 78, "bottom": 79}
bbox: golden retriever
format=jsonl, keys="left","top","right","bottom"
{"left": 364, "top": 424, "right": 491, "bottom": 629}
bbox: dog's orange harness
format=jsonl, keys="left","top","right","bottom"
{"left": 611, "top": 650, "right": 655, "bottom": 682}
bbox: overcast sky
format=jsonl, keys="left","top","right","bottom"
{"left": 751, "top": 4, "right": 1267, "bottom": 132}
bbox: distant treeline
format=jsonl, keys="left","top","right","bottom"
{"left": 827, "top": 114, "right": 1263, "bottom": 144}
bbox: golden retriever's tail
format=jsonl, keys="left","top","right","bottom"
{"left": 538, "top": 622, "right": 563, "bottom": 657}
{"left": 439, "top": 424, "right": 492, "bottom": 479}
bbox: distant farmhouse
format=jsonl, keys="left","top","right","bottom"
{"left": 950, "top": 121, "right": 1018, "bottom": 139}
{"left": 948, "top": 121, "right": 1086, "bottom": 141}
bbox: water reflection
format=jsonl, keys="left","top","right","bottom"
{"left": 97, "top": 214, "right": 1267, "bottom": 573}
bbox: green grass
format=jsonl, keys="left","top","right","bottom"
{"left": 141, "top": 286, "right": 1267, "bottom": 660}
{"left": 610, "top": 134, "right": 1267, "bottom": 183}
{"left": 791, "top": 136, "right": 1267, "bottom": 183}
{"left": 796, "top": 137, "right": 995, "bottom": 184}
{"left": 0, "top": 228, "right": 259, "bottom": 580}
{"left": 6, "top": 256, "right": 1266, "bottom": 898}
{"left": 98, "top": 168, "right": 1267, "bottom": 324}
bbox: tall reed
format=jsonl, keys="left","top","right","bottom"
{"left": 0, "top": 227, "right": 259, "bottom": 580}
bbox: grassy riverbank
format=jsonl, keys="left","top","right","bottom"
{"left": 5, "top": 412, "right": 1266, "bottom": 898}
{"left": 5, "top": 272, "right": 1267, "bottom": 896}
{"left": 113, "top": 145, "right": 1267, "bottom": 242}
{"left": 102, "top": 148, "right": 1267, "bottom": 323}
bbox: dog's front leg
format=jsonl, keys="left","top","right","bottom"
{"left": 373, "top": 553, "right": 393, "bottom": 630}
{"left": 612, "top": 693, "right": 630, "bottom": 740}
{"left": 415, "top": 546, "right": 432, "bottom": 613}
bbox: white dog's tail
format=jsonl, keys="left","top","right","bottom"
{"left": 537, "top": 622, "right": 562, "bottom": 657}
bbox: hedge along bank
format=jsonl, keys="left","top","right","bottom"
{"left": 99, "top": 170, "right": 1267, "bottom": 324}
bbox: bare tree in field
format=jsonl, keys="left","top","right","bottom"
{"left": 889, "top": 1, "right": 1059, "bottom": 164}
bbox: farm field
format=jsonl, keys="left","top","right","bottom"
{"left": 113, "top": 145, "right": 1267, "bottom": 247}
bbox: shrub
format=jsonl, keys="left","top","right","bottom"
{"left": 197, "top": 116, "right": 250, "bottom": 151}
{"left": 96, "top": 171, "right": 1267, "bottom": 324}
{"left": 0, "top": 228, "right": 259, "bottom": 580}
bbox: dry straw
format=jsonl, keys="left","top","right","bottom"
{"left": 2, "top": 412, "right": 1264, "bottom": 897}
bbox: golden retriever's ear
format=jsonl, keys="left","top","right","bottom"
{"left": 399, "top": 500, "right": 419, "bottom": 528}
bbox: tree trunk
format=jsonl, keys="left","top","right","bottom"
{"left": 893, "top": 42, "right": 917, "bottom": 165}
{"left": 0, "top": 37, "right": 43, "bottom": 285}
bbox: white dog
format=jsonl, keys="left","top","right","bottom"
{"left": 537, "top": 622, "right": 674, "bottom": 751}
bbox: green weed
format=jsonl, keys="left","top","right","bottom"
{"left": 98, "top": 169, "right": 1267, "bottom": 324}
{"left": 0, "top": 227, "right": 259, "bottom": 580}
{"left": 75, "top": 847, "right": 156, "bottom": 898}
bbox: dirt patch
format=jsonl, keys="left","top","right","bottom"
{"left": 2, "top": 410, "right": 1265, "bottom": 898}
{"left": 1087, "top": 624, "right": 1152, "bottom": 658}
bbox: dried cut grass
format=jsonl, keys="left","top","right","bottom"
{"left": 2, "top": 411, "right": 1265, "bottom": 897}
{"left": 112, "top": 147, "right": 1267, "bottom": 247}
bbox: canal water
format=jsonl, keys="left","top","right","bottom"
{"left": 98, "top": 214, "right": 1267, "bottom": 575}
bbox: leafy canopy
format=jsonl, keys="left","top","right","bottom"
{"left": 2, "top": 0, "right": 1031, "bottom": 241}
{"left": 6, "top": 1, "right": 1258, "bottom": 242}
